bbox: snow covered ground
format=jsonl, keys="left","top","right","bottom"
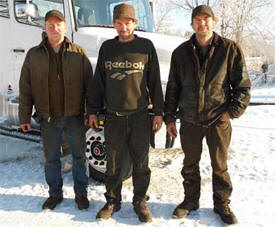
{"left": 250, "top": 83, "right": 275, "bottom": 103}
{"left": 1, "top": 86, "right": 275, "bottom": 227}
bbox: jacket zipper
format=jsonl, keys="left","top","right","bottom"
{"left": 42, "top": 43, "right": 51, "bottom": 122}
{"left": 192, "top": 45, "right": 205, "bottom": 121}
{"left": 62, "top": 46, "right": 66, "bottom": 117}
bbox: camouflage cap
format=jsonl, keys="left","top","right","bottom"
{"left": 113, "top": 3, "right": 137, "bottom": 21}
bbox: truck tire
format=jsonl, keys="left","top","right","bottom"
{"left": 85, "top": 126, "right": 132, "bottom": 182}
{"left": 85, "top": 127, "right": 106, "bottom": 182}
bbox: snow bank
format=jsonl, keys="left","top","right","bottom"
{"left": 1, "top": 104, "right": 275, "bottom": 226}
{"left": 1, "top": 80, "right": 275, "bottom": 227}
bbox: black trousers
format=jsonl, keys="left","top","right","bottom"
{"left": 104, "top": 111, "right": 151, "bottom": 203}
{"left": 180, "top": 120, "right": 233, "bottom": 208}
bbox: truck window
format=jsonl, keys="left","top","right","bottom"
{"left": 0, "top": 0, "right": 9, "bottom": 18}
{"left": 14, "top": 0, "right": 65, "bottom": 27}
{"left": 74, "top": 0, "right": 153, "bottom": 32}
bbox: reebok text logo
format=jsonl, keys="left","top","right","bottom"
{"left": 105, "top": 60, "right": 145, "bottom": 71}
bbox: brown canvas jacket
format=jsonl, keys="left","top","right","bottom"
{"left": 19, "top": 37, "right": 93, "bottom": 124}
{"left": 164, "top": 32, "right": 251, "bottom": 126}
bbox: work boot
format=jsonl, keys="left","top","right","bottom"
{"left": 96, "top": 201, "right": 121, "bottom": 219}
{"left": 172, "top": 200, "right": 199, "bottom": 219}
{"left": 133, "top": 201, "right": 152, "bottom": 223}
{"left": 75, "top": 194, "right": 89, "bottom": 210}
{"left": 214, "top": 205, "right": 238, "bottom": 224}
{"left": 42, "top": 194, "right": 63, "bottom": 210}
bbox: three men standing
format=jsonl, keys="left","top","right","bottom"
{"left": 19, "top": 3, "right": 251, "bottom": 225}
{"left": 19, "top": 10, "right": 92, "bottom": 210}
{"left": 88, "top": 3, "right": 164, "bottom": 223}
{"left": 164, "top": 5, "right": 251, "bottom": 224}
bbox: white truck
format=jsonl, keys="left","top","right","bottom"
{"left": 0, "top": 0, "right": 183, "bottom": 180}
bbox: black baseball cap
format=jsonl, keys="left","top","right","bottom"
{"left": 191, "top": 5, "right": 215, "bottom": 22}
{"left": 45, "top": 10, "right": 65, "bottom": 22}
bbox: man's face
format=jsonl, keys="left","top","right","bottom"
{"left": 113, "top": 17, "right": 137, "bottom": 41}
{"left": 45, "top": 16, "right": 67, "bottom": 44}
{"left": 192, "top": 13, "right": 216, "bottom": 38}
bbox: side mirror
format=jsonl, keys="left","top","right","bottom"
{"left": 15, "top": 3, "right": 39, "bottom": 18}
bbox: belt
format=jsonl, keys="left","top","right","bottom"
{"left": 107, "top": 109, "right": 147, "bottom": 117}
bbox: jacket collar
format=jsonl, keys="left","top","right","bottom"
{"left": 38, "top": 36, "right": 72, "bottom": 49}
{"left": 187, "top": 32, "right": 221, "bottom": 48}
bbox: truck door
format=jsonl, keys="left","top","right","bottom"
{"left": 9, "top": 0, "right": 67, "bottom": 96}
{"left": 0, "top": 0, "right": 11, "bottom": 116}
{"left": 9, "top": 0, "right": 41, "bottom": 96}
{"left": 0, "top": 0, "right": 11, "bottom": 92}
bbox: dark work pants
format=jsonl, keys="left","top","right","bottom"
{"left": 179, "top": 120, "right": 233, "bottom": 208}
{"left": 40, "top": 115, "right": 88, "bottom": 196}
{"left": 104, "top": 111, "right": 151, "bottom": 203}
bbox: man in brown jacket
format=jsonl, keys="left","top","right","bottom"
{"left": 164, "top": 5, "right": 251, "bottom": 224}
{"left": 19, "top": 10, "right": 93, "bottom": 210}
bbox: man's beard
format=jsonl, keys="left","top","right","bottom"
{"left": 196, "top": 28, "right": 212, "bottom": 40}
{"left": 119, "top": 31, "right": 134, "bottom": 41}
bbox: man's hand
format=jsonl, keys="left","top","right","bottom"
{"left": 166, "top": 122, "right": 177, "bottom": 138}
{"left": 220, "top": 112, "right": 231, "bottom": 121}
{"left": 88, "top": 114, "right": 99, "bottom": 131}
{"left": 20, "top": 123, "right": 31, "bottom": 133}
{"left": 152, "top": 115, "right": 163, "bottom": 133}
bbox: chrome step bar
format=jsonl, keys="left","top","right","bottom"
{"left": 0, "top": 125, "right": 41, "bottom": 143}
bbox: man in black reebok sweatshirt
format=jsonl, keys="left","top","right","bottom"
{"left": 87, "top": 3, "right": 164, "bottom": 223}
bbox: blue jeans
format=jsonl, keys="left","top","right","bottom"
{"left": 40, "top": 115, "right": 88, "bottom": 196}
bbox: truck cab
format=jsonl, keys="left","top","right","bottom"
{"left": 0, "top": 0, "right": 183, "bottom": 180}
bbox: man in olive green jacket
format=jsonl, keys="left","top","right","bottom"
{"left": 19, "top": 10, "right": 93, "bottom": 210}
{"left": 164, "top": 5, "right": 251, "bottom": 224}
